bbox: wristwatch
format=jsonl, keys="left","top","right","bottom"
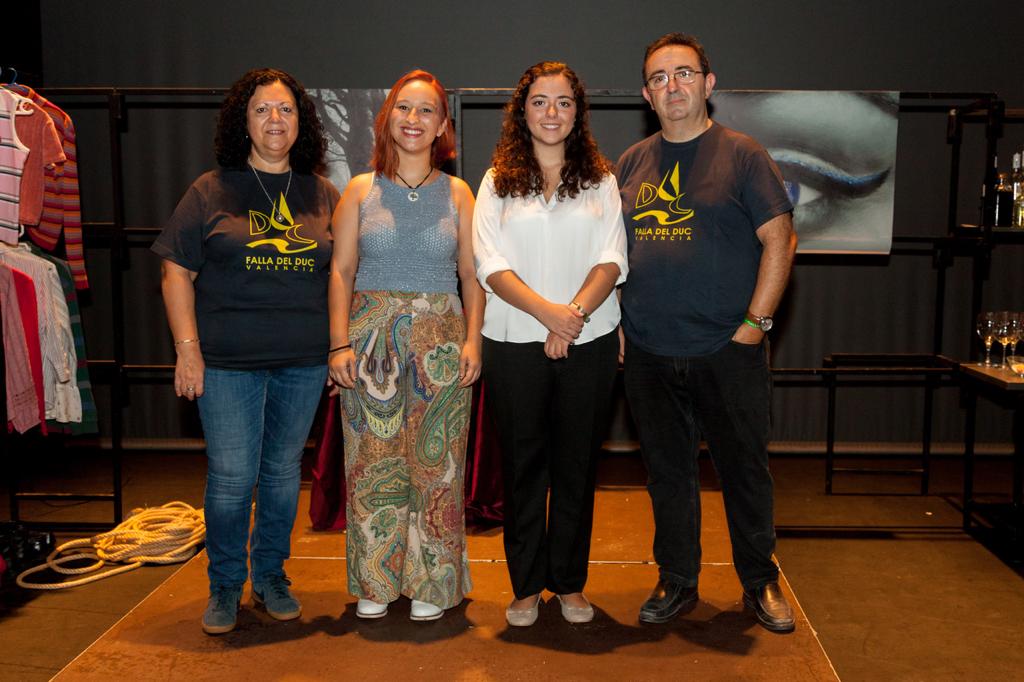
{"left": 743, "top": 312, "right": 773, "bottom": 332}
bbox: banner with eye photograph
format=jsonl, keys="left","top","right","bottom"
{"left": 710, "top": 91, "right": 899, "bottom": 254}
{"left": 309, "top": 89, "right": 390, "bottom": 192}
{"left": 312, "top": 88, "right": 899, "bottom": 255}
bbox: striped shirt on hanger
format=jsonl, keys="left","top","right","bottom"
{"left": 0, "top": 89, "right": 29, "bottom": 244}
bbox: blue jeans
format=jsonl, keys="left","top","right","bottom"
{"left": 197, "top": 364, "right": 327, "bottom": 589}
{"left": 623, "top": 339, "right": 779, "bottom": 591}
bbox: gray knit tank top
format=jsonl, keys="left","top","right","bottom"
{"left": 354, "top": 173, "right": 459, "bottom": 294}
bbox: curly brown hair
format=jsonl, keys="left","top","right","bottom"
{"left": 491, "top": 62, "right": 611, "bottom": 200}
{"left": 214, "top": 68, "right": 327, "bottom": 174}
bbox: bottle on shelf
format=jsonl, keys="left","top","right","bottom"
{"left": 995, "top": 171, "right": 1013, "bottom": 227}
{"left": 1013, "top": 151, "right": 1024, "bottom": 228}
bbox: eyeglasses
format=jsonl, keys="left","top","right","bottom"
{"left": 645, "top": 69, "right": 704, "bottom": 91}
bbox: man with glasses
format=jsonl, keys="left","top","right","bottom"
{"left": 616, "top": 33, "right": 798, "bottom": 632}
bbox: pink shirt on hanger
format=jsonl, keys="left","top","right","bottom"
{"left": 4, "top": 84, "right": 88, "bottom": 289}
{"left": 0, "top": 90, "right": 30, "bottom": 244}
{"left": 15, "top": 99, "right": 66, "bottom": 226}
{"left": 0, "top": 263, "right": 44, "bottom": 433}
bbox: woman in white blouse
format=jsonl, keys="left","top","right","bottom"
{"left": 472, "top": 61, "right": 627, "bottom": 627}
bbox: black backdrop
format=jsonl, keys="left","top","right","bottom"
{"left": 31, "top": 0, "right": 1024, "bottom": 446}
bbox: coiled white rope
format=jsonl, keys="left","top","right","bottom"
{"left": 16, "top": 501, "right": 206, "bottom": 590}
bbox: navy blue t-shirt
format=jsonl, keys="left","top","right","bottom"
{"left": 616, "top": 123, "right": 792, "bottom": 356}
{"left": 152, "top": 168, "right": 340, "bottom": 369}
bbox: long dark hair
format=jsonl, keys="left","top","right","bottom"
{"left": 214, "top": 68, "right": 327, "bottom": 174}
{"left": 491, "top": 61, "right": 611, "bottom": 200}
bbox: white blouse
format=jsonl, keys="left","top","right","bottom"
{"left": 473, "top": 169, "right": 628, "bottom": 344}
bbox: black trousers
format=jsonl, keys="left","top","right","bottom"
{"left": 482, "top": 331, "right": 619, "bottom": 599}
{"left": 623, "top": 338, "right": 780, "bottom": 591}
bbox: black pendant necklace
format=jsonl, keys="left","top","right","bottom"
{"left": 250, "top": 164, "right": 292, "bottom": 221}
{"left": 394, "top": 168, "right": 433, "bottom": 202}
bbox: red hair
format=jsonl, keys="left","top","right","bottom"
{"left": 371, "top": 70, "right": 456, "bottom": 178}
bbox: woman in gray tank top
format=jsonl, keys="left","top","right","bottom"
{"left": 327, "top": 70, "right": 484, "bottom": 622}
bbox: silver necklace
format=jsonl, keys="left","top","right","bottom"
{"left": 394, "top": 168, "right": 433, "bottom": 202}
{"left": 250, "top": 163, "right": 292, "bottom": 221}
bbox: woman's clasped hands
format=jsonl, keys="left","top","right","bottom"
{"left": 541, "top": 302, "right": 585, "bottom": 359}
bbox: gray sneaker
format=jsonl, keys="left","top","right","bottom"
{"left": 202, "top": 585, "right": 243, "bottom": 634}
{"left": 252, "top": 575, "right": 302, "bottom": 621}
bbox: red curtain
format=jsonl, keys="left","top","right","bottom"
{"left": 309, "top": 382, "right": 504, "bottom": 531}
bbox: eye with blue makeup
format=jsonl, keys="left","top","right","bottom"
{"left": 709, "top": 91, "right": 899, "bottom": 250}
{"left": 772, "top": 149, "right": 892, "bottom": 232}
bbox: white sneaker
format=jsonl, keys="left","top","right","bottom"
{"left": 410, "top": 599, "right": 444, "bottom": 621}
{"left": 356, "top": 598, "right": 388, "bottom": 619}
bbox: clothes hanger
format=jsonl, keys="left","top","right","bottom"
{"left": 1, "top": 68, "right": 35, "bottom": 113}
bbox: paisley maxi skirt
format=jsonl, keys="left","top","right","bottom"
{"left": 341, "top": 291, "right": 473, "bottom": 608}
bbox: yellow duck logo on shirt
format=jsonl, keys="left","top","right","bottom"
{"left": 247, "top": 193, "right": 317, "bottom": 254}
{"left": 633, "top": 162, "right": 695, "bottom": 226}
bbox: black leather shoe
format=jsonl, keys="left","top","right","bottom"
{"left": 743, "top": 581, "right": 795, "bottom": 633}
{"left": 638, "top": 579, "right": 698, "bottom": 624}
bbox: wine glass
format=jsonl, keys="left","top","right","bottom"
{"left": 994, "top": 311, "right": 1015, "bottom": 369}
{"left": 1011, "top": 312, "right": 1023, "bottom": 356}
{"left": 1004, "top": 313, "right": 1022, "bottom": 370}
{"left": 976, "top": 312, "right": 996, "bottom": 367}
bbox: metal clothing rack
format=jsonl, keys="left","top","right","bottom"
{"left": 1, "top": 87, "right": 1014, "bottom": 529}
{"left": 4, "top": 88, "right": 225, "bottom": 531}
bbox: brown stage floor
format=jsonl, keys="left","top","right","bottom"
{"left": 55, "top": 488, "right": 836, "bottom": 681}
